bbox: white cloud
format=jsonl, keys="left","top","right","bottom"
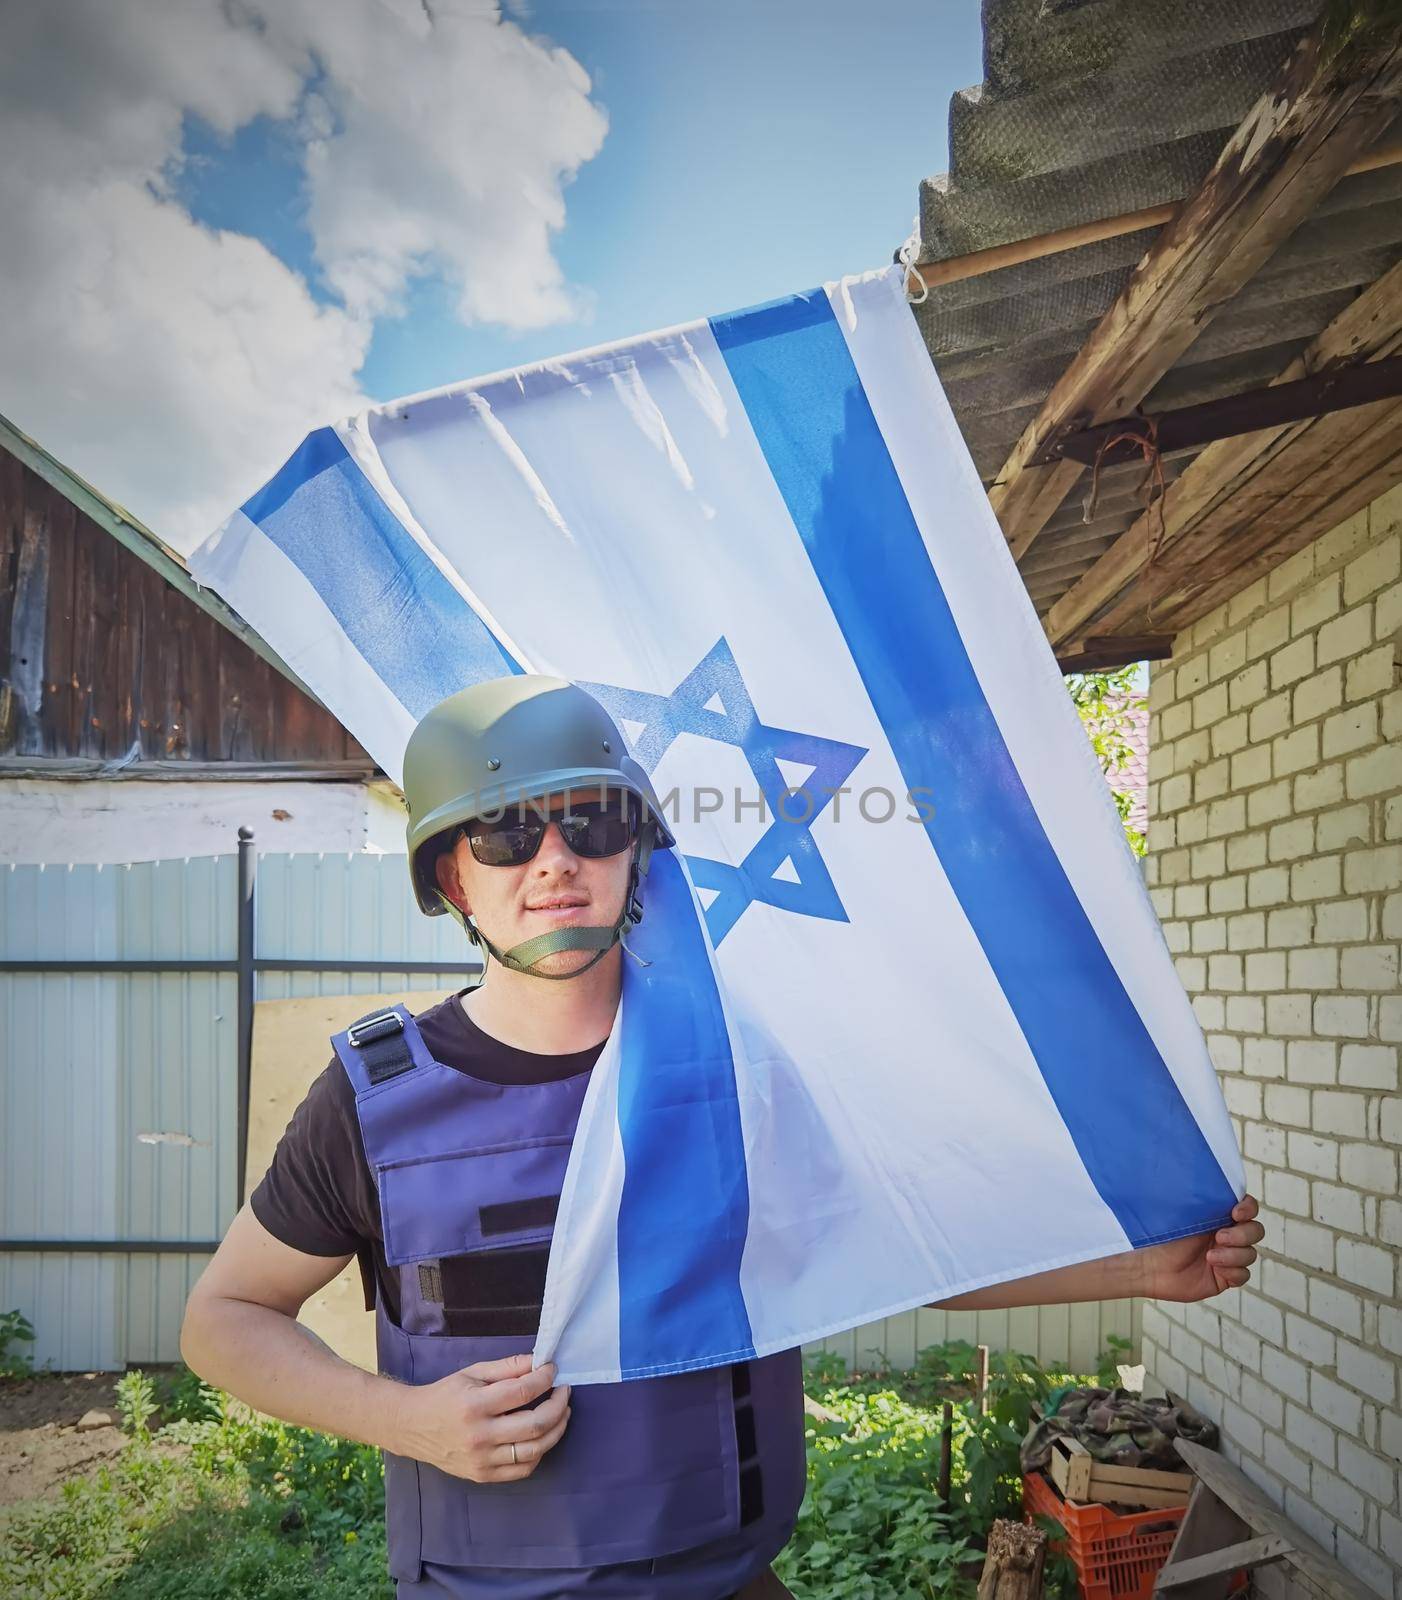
{"left": 0, "top": 0, "right": 606, "bottom": 550}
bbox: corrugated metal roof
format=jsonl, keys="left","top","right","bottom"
{"left": 910, "top": 0, "right": 1402, "bottom": 623}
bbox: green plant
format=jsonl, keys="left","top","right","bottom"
{"left": 157, "top": 1363, "right": 222, "bottom": 1426}
{"left": 778, "top": 1382, "right": 974, "bottom": 1599}
{"left": 0, "top": 1308, "right": 36, "bottom": 1378}
{"left": 0, "top": 1446, "right": 203, "bottom": 1599}
{"left": 827, "top": 1337, "right": 1137, "bottom": 1547}
{"left": 903, "top": 1338, "right": 982, "bottom": 1405}
{"left": 1094, "top": 1334, "right": 1134, "bottom": 1389}
{"left": 0, "top": 1380, "right": 392, "bottom": 1599}
{"left": 1066, "top": 664, "right": 1147, "bottom": 856}
{"left": 1031, "top": 1516, "right": 1080, "bottom": 1600}
{"left": 115, "top": 1370, "right": 158, "bottom": 1440}
{"left": 803, "top": 1348, "right": 851, "bottom": 1391}
{"left": 954, "top": 1350, "right": 1059, "bottom": 1536}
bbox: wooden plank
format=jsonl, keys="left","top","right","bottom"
{"left": 0, "top": 446, "right": 21, "bottom": 672}
{"left": 1175, "top": 1440, "right": 1378, "bottom": 1600}
{"left": 88, "top": 492, "right": 119, "bottom": 754}
{"left": 1049, "top": 1438, "right": 1094, "bottom": 1504}
{"left": 1156, "top": 1535, "right": 1293, "bottom": 1591}
{"left": 1106, "top": 1483, "right": 1193, "bottom": 1511}
{"left": 1157, "top": 438, "right": 1402, "bottom": 631}
{"left": 1091, "top": 1461, "right": 1196, "bottom": 1493}
{"left": 992, "top": 23, "right": 1402, "bottom": 561}
{"left": 1021, "top": 525, "right": 1129, "bottom": 570}
{"left": 1056, "top": 635, "right": 1175, "bottom": 674}
{"left": 192, "top": 581, "right": 223, "bottom": 763}
{"left": 138, "top": 549, "right": 168, "bottom": 759}
{"left": 8, "top": 493, "right": 49, "bottom": 755}
{"left": 1048, "top": 356, "right": 1402, "bottom": 468}
{"left": 1047, "top": 1435, "right": 1191, "bottom": 1508}
{"left": 1094, "top": 394, "right": 1402, "bottom": 636}
{"left": 110, "top": 521, "right": 134, "bottom": 753}
{"left": 69, "top": 490, "right": 95, "bottom": 755}
{"left": 1106, "top": 392, "right": 1402, "bottom": 626}
{"left": 1156, "top": 1481, "right": 1252, "bottom": 1600}
{"left": 1047, "top": 255, "right": 1402, "bottom": 647}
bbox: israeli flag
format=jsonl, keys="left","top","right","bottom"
{"left": 193, "top": 267, "right": 1243, "bottom": 1385}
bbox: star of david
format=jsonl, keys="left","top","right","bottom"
{"left": 582, "top": 639, "right": 867, "bottom": 946}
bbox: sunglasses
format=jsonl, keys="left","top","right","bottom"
{"left": 462, "top": 794, "right": 640, "bottom": 867}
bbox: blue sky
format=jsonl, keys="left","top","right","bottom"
{"left": 179, "top": 2, "right": 984, "bottom": 404}
{"left": 6, "top": 2, "right": 986, "bottom": 545}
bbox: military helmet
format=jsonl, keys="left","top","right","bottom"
{"left": 404, "top": 675, "right": 675, "bottom": 918}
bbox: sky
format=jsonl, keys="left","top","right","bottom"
{"left": 0, "top": 0, "right": 983, "bottom": 553}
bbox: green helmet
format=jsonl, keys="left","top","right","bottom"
{"left": 403, "top": 675, "right": 675, "bottom": 979}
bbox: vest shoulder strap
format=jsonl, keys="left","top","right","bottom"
{"left": 334, "top": 1004, "right": 420, "bottom": 1093}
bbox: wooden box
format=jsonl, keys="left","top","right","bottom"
{"left": 1048, "top": 1434, "right": 1192, "bottom": 1510}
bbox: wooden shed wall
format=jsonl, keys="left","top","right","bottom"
{"left": 0, "top": 448, "right": 370, "bottom": 766}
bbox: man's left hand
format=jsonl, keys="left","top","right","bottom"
{"left": 1139, "top": 1195, "right": 1263, "bottom": 1302}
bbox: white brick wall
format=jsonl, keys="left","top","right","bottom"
{"left": 1142, "top": 488, "right": 1402, "bottom": 1598}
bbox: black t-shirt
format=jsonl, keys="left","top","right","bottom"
{"left": 250, "top": 993, "right": 605, "bottom": 1324}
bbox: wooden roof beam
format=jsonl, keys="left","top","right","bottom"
{"left": 1045, "top": 253, "right": 1402, "bottom": 648}
{"left": 1054, "top": 635, "right": 1175, "bottom": 675}
{"left": 1086, "top": 384, "right": 1402, "bottom": 636}
{"left": 987, "top": 21, "right": 1402, "bottom": 564}
{"left": 1138, "top": 405, "right": 1402, "bottom": 633}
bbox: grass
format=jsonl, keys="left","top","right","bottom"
{"left": 0, "top": 1376, "right": 392, "bottom": 1600}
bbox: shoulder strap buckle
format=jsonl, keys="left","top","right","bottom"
{"left": 347, "top": 1010, "right": 404, "bottom": 1048}
{"left": 345, "top": 1008, "right": 414, "bottom": 1085}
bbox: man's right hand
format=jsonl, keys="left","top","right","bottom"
{"left": 394, "top": 1354, "right": 572, "bottom": 1482}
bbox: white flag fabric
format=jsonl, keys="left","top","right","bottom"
{"left": 192, "top": 266, "right": 1244, "bottom": 1385}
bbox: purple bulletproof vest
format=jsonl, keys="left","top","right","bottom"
{"left": 333, "top": 1005, "right": 806, "bottom": 1586}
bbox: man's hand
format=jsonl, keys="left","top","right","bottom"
{"left": 1137, "top": 1195, "right": 1264, "bottom": 1303}
{"left": 929, "top": 1194, "right": 1266, "bottom": 1313}
{"left": 393, "top": 1354, "right": 572, "bottom": 1482}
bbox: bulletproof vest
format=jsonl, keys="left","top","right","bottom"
{"left": 334, "top": 1004, "right": 806, "bottom": 1585}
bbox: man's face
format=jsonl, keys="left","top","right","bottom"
{"left": 435, "top": 787, "right": 635, "bottom": 978}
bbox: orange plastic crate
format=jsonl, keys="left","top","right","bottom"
{"left": 1023, "top": 1469, "right": 1186, "bottom": 1600}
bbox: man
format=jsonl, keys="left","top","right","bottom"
{"left": 182, "top": 674, "right": 1263, "bottom": 1599}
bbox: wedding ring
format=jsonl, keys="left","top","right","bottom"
{"left": 510, "top": 1442, "right": 519, "bottom": 1466}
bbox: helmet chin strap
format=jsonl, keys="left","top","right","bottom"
{"left": 443, "top": 830, "right": 656, "bottom": 983}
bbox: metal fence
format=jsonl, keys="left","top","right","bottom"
{"left": 0, "top": 835, "right": 476, "bottom": 1370}
{"left": 2, "top": 838, "right": 1140, "bottom": 1374}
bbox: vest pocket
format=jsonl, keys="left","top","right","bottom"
{"left": 377, "top": 1137, "right": 572, "bottom": 1265}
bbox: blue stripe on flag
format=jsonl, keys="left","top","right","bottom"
{"left": 246, "top": 425, "right": 749, "bottom": 1374}
{"left": 616, "top": 849, "right": 755, "bottom": 1373}
{"left": 711, "top": 293, "right": 1237, "bottom": 1247}
{"left": 241, "top": 428, "right": 518, "bottom": 716}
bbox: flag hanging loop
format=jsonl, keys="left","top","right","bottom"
{"left": 898, "top": 230, "right": 931, "bottom": 306}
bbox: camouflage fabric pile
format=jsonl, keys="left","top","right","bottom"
{"left": 1019, "top": 1387, "right": 1218, "bottom": 1475}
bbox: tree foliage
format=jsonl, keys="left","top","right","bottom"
{"left": 1065, "top": 664, "right": 1147, "bottom": 856}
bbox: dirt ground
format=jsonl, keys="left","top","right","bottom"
{"left": 0, "top": 1371, "right": 133, "bottom": 1507}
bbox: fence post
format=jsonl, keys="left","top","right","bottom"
{"left": 236, "top": 827, "right": 256, "bottom": 1206}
